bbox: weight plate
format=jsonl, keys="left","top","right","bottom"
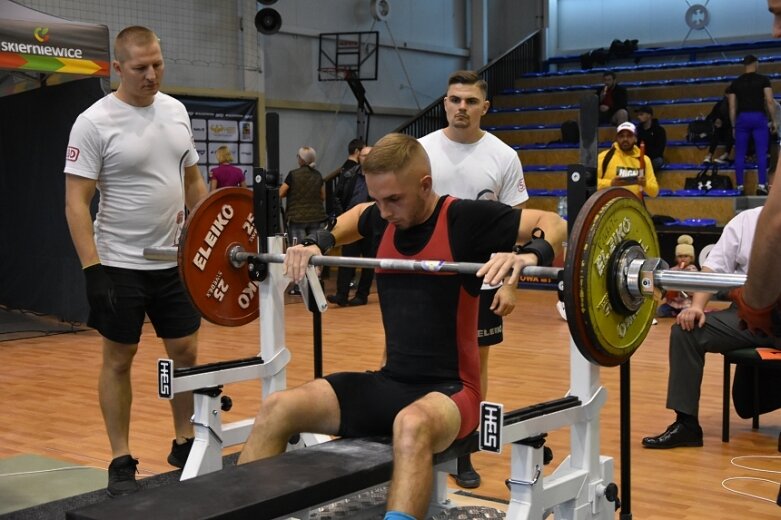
{"left": 177, "top": 187, "right": 259, "bottom": 326}
{"left": 563, "top": 189, "right": 659, "bottom": 366}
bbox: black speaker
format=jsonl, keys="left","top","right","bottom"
{"left": 566, "top": 163, "right": 596, "bottom": 234}
{"left": 266, "top": 112, "right": 280, "bottom": 182}
{"left": 255, "top": 8, "right": 282, "bottom": 35}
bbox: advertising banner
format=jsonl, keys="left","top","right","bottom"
{"left": 177, "top": 95, "right": 259, "bottom": 186}
{"left": 0, "top": 18, "right": 109, "bottom": 76}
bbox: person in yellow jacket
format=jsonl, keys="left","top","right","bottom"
{"left": 597, "top": 121, "right": 659, "bottom": 198}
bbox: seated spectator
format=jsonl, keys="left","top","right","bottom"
{"left": 642, "top": 206, "right": 775, "bottom": 449}
{"left": 597, "top": 71, "right": 629, "bottom": 125}
{"left": 703, "top": 89, "right": 734, "bottom": 165}
{"left": 597, "top": 122, "right": 659, "bottom": 198}
{"left": 657, "top": 235, "right": 698, "bottom": 318}
{"left": 635, "top": 106, "right": 667, "bottom": 172}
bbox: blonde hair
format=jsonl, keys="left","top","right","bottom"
{"left": 114, "top": 26, "right": 159, "bottom": 62}
{"left": 297, "top": 146, "right": 317, "bottom": 167}
{"left": 675, "top": 235, "right": 695, "bottom": 258}
{"left": 361, "top": 133, "right": 429, "bottom": 176}
{"left": 216, "top": 145, "right": 233, "bottom": 164}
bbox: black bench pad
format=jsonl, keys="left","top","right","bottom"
{"left": 67, "top": 437, "right": 394, "bottom": 520}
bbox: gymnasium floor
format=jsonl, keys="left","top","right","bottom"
{"left": 0, "top": 284, "right": 779, "bottom": 519}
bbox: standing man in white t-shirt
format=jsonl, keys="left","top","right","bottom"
{"left": 64, "top": 26, "right": 208, "bottom": 497}
{"left": 419, "top": 70, "right": 529, "bottom": 489}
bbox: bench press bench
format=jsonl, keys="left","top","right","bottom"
{"left": 67, "top": 397, "right": 581, "bottom": 520}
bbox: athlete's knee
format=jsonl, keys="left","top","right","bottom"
{"left": 164, "top": 336, "right": 198, "bottom": 366}
{"left": 256, "top": 389, "right": 295, "bottom": 424}
{"left": 102, "top": 341, "right": 137, "bottom": 373}
{"left": 393, "top": 406, "right": 434, "bottom": 453}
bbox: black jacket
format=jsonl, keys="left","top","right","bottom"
{"left": 636, "top": 118, "right": 667, "bottom": 160}
{"left": 706, "top": 97, "right": 731, "bottom": 129}
{"left": 596, "top": 84, "right": 628, "bottom": 111}
{"left": 333, "top": 164, "right": 369, "bottom": 215}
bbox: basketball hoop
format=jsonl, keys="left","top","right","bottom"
{"left": 317, "top": 66, "right": 354, "bottom": 82}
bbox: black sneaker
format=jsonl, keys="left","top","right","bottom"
{"left": 756, "top": 184, "right": 769, "bottom": 196}
{"left": 167, "top": 437, "right": 194, "bottom": 468}
{"left": 106, "top": 455, "right": 139, "bottom": 497}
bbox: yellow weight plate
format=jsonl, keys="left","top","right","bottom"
{"left": 564, "top": 188, "right": 659, "bottom": 366}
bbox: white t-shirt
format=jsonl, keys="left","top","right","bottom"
{"left": 420, "top": 129, "right": 528, "bottom": 290}
{"left": 703, "top": 206, "right": 763, "bottom": 274}
{"left": 419, "top": 129, "right": 529, "bottom": 207}
{"left": 64, "top": 92, "right": 199, "bottom": 270}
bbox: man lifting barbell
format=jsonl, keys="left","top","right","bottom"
{"left": 237, "top": 133, "right": 568, "bottom": 520}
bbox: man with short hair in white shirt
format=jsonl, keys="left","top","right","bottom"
{"left": 642, "top": 206, "right": 775, "bottom": 449}
{"left": 64, "top": 26, "right": 208, "bottom": 497}
{"left": 419, "top": 70, "right": 528, "bottom": 488}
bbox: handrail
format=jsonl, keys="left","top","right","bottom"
{"left": 394, "top": 31, "right": 543, "bottom": 138}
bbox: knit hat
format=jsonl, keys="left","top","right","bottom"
{"left": 675, "top": 235, "right": 695, "bottom": 258}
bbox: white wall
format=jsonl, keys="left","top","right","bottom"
{"left": 17, "top": 0, "right": 475, "bottom": 175}
{"left": 549, "top": 0, "right": 777, "bottom": 56}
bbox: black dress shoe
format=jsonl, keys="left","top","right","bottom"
{"left": 326, "top": 294, "right": 348, "bottom": 307}
{"left": 348, "top": 296, "right": 367, "bottom": 306}
{"left": 642, "top": 421, "right": 703, "bottom": 449}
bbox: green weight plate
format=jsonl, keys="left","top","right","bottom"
{"left": 563, "top": 188, "right": 659, "bottom": 366}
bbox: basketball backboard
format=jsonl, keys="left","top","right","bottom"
{"left": 318, "top": 31, "right": 378, "bottom": 81}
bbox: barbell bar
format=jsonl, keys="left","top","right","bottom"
{"left": 143, "top": 245, "right": 746, "bottom": 296}
{"left": 144, "top": 245, "right": 563, "bottom": 279}
{"left": 147, "top": 186, "right": 748, "bottom": 367}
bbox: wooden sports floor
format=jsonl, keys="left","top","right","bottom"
{"left": 1, "top": 287, "right": 779, "bottom": 519}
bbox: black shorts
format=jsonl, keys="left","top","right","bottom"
{"left": 88, "top": 266, "right": 201, "bottom": 344}
{"left": 477, "top": 287, "right": 503, "bottom": 347}
{"left": 325, "top": 370, "right": 478, "bottom": 439}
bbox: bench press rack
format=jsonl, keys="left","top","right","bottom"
{"left": 69, "top": 339, "right": 619, "bottom": 520}
{"left": 81, "top": 173, "right": 622, "bottom": 518}
{"left": 148, "top": 172, "right": 332, "bottom": 480}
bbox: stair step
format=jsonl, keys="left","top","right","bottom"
{"left": 525, "top": 196, "right": 739, "bottom": 226}
{"left": 516, "top": 143, "right": 734, "bottom": 166}
{"left": 522, "top": 169, "right": 759, "bottom": 193}
{"left": 497, "top": 81, "right": 735, "bottom": 108}
{"left": 515, "top": 59, "right": 781, "bottom": 89}
{"left": 491, "top": 122, "right": 699, "bottom": 145}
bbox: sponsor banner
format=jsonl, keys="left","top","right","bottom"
{"left": 0, "top": 19, "right": 109, "bottom": 76}
{"left": 177, "top": 95, "right": 258, "bottom": 186}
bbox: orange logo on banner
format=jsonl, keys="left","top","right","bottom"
{"left": 33, "top": 27, "right": 50, "bottom": 43}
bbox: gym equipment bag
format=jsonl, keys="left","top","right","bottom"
{"left": 683, "top": 162, "right": 733, "bottom": 191}
{"left": 560, "top": 120, "right": 580, "bottom": 144}
{"left": 686, "top": 119, "right": 714, "bottom": 146}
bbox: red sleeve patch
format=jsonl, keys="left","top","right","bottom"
{"left": 66, "top": 146, "right": 80, "bottom": 161}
